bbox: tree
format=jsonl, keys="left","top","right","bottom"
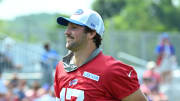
{"left": 5, "top": 13, "right": 66, "bottom": 42}
{"left": 0, "top": 20, "right": 9, "bottom": 37}
{"left": 152, "top": 0, "right": 180, "bottom": 31}
{"left": 104, "top": 0, "right": 166, "bottom": 31}
{"left": 92, "top": 0, "right": 180, "bottom": 32}
{"left": 92, "top": 0, "right": 126, "bottom": 19}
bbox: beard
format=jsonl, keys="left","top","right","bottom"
{"left": 65, "top": 34, "right": 87, "bottom": 51}
{"left": 66, "top": 41, "right": 79, "bottom": 51}
{"left": 66, "top": 35, "right": 76, "bottom": 50}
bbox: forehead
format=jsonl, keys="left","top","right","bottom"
{"left": 68, "top": 22, "right": 85, "bottom": 28}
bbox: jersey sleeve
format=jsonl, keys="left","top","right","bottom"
{"left": 103, "top": 61, "right": 140, "bottom": 100}
{"left": 54, "top": 62, "right": 61, "bottom": 98}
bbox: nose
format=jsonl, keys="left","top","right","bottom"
{"left": 65, "top": 27, "right": 71, "bottom": 36}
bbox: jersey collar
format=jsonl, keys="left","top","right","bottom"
{"left": 62, "top": 48, "right": 101, "bottom": 72}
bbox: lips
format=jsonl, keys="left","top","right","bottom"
{"left": 67, "top": 36, "right": 73, "bottom": 40}
{"left": 66, "top": 34, "right": 74, "bottom": 39}
{"left": 66, "top": 37, "right": 74, "bottom": 43}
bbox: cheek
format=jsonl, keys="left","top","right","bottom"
{"left": 72, "top": 30, "right": 87, "bottom": 41}
{"left": 74, "top": 33, "right": 82, "bottom": 40}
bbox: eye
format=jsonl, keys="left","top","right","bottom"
{"left": 71, "top": 26, "right": 77, "bottom": 29}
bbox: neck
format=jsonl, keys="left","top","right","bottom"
{"left": 72, "top": 42, "right": 96, "bottom": 67}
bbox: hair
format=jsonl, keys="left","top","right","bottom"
{"left": 84, "top": 26, "right": 102, "bottom": 48}
{"left": 44, "top": 42, "right": 50, "bottom": 51}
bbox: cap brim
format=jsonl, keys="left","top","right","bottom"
{"left": 57, "top": 17, "right": 85, "bottom": 26}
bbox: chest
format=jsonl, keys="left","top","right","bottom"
{"left": 56, "top": 64, "right": 111, "bottom": 100}
{"left": 58, "top": 66, "right": 103, "bottom": 90}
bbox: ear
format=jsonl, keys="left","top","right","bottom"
{"left": 87, "top": 31, "right": 96, "bottom": 40}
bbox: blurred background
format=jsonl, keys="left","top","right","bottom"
{"left": 0, "top": 0, "right": 180, "bottom": 101}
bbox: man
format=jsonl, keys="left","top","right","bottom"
{"left": 41, "top": 42, "right": 59, "bottom": 85}
{"left": 155, "top": 33, "right": 177, "bottom": 83}
{"left": 54, "top": 8, "right": 147, "bottom": 101}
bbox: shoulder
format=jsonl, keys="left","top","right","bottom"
{"left": 55, "top": 61, "right": 64, "bottom": 73}
{"left": 102, "top": 54, "right": 134, "bottom": 76}
{"left": 101, "top": 54, "right": 140, "bottom": 99}
{"left": 101, "top": 53, "right": 139, "bottom": 84}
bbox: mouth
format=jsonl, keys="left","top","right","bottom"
{"left": 66, "top": 36, "right": 74, "bottom": 42}
{"left": 67, "top": 34, "right": 74, "bottom": 38}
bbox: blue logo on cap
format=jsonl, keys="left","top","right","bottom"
{"left": 74, "top": 9, "right": 84, "bottom": 15}
{"left": 91, "top": 23, "right": 96, "bottom": 28}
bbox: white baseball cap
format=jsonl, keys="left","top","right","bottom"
{"left": 146, "top": 61, "right": 156, "bottom": 69}
{"left": 57, "top": 9, "right": 105, "bottom": 36}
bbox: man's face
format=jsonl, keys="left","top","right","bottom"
{"left": 64, "top": 23, "right": 88, "bottom": 51}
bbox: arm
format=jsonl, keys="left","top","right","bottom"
{"left": 54, "top": 63, "right": 61, "bottom": 98}
{"left": 122, "top": 88, "right": 148, "bottom": 101}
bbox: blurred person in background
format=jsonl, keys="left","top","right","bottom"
{"left": 0, "top": 37, "right": 16, "bottom": 71}
{"left": 0, "top": 72, "right": 8, "bottom": 101}
{"left": 8, "top": 73, "right": 19, "bottom": 89}
{"left": 141, "top": 61, "right": 167, "bottom": 101}
{"left": 34, "top": 84, "right": 55, "bottom": 101}
{"left": 150, "top": 87, "right": 168, "bottom": 101}
{"left": 5, "top": 73, "right": 20, "bottom": 101}
{"left": 25, "top": 81, "right": 41, "bottom": 101}
{"left": 0, "top": 37, "right": 22, "bottom": 72}
{"left": 155, "top": 32, "right": 178, "bottom": 83}
{"left": 15, "top": 80, "right": 27, "bottom": 101}
{"left": 142, "top": 61, "right": 161, "bottom": 92}
{"left": 40, "top": 42, "right": 59, "bottom": 85}
{"left": 54, "top": 8, "right": 147, "bottom": 101}
{"left": 5, "top": 73, "right": 28, "bottom": 101}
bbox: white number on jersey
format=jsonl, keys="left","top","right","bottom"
{"left": 60, "top": 88, "right": 84, "bottom": 101}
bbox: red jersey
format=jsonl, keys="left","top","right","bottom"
{"left": 54, "top": 52, "right": 140, "bottom": 101}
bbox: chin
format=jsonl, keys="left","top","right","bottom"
{"left": 66, "top": 44, "right": 72, "bottom": 50}
{"left": 66, "top": 45, "right": 77, "bottom": 52}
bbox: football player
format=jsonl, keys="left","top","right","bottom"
{"left": 54, "top": 8, "right": 147, "bottom": 101}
